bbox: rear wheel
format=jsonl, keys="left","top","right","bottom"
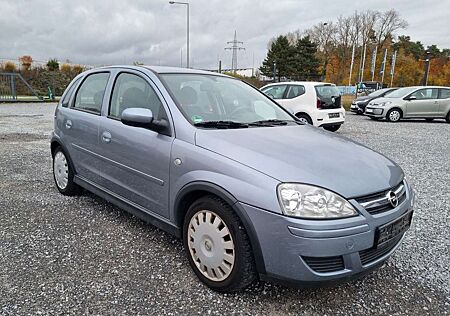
{"left": 386, "top": 109, "right": 402, "bottom": 122}
{"left": 183, "top": 196, "right": 256, "bottom": 292}
{"left": 445, "top": 112, "right": 450, "bottom": 123}
{"left": 52, "top": 147, "right": 82, "bottom": 196}
{"left": 323, "top": 125, "right": 341, "bottom": 132}
{"left": 295, "top": 113, "right": 312, "bottom": 125}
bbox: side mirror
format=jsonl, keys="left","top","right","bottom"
{"left": 406, "top": 95, "right": 417, "bottom": 101}
{"left": 121, "top": 108, "right": 170, "bottom": 135}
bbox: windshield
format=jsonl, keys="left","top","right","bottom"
{"left": 368, "top": 88, "right": 392, "bottom": 97}
{"left": 160, "top": 74, "right": 295, "bottom": 125}
{"left": 385, "top": 87, "right": 417, "bottom": 98}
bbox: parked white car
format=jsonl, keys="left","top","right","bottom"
{"left": 261, "top": 82, "right": 345, "bottom": 132}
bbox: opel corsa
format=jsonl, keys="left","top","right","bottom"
{"left": 51, "top": 66, "right": 415, "bottom": 292}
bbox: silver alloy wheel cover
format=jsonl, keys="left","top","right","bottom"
{"left": 54, "top": 151, "right": 69, "bottom": 190}
{"left": 389, "top": 110, "right": 400, "bottom": 121}
{"left": 187, "top": 210, "right": 235, "bottom": 282}
{"left": 298, "top": 117, "right": 309, "bottom": 124}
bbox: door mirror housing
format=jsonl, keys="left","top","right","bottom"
{"left": 405, "top": 95, "right": 417, "bottom": 101}
{"left": 121, "top": 108, "right": 170, "bottom": 135}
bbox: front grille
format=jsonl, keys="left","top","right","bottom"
{"left": 359, "top": 234, "right": 403, "bottom": 266}
{"left": 356, "top": 181, "right": 407, "bottom": 215}
{"left": 302, "top": 255, "right": 345, "bottom": 273}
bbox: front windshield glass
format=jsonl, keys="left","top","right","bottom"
{"left": 160, "top": 74, "right": 295, "bottom": 125}
{"left": 368, "top": 88, "right": 391, "bottom": 97}
{"left": 384, "top": 87, "right": 416, "bottom": 98}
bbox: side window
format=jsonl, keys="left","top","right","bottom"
{"left": 74, "top": 73, "right": 110, "bottom": 114}
{"left": 285, "top": 85, "right": 305, "bottom": 99}
{"left": 439, "top": 89, "right": 450, "bottom": 99}
{"left": 61, "top": 78, "right": 80, "bottom": 108}
{"left": 109, "top": 73, "right": 166, "bottom": 120}
{"left": 410, "top": 88, "right": 438, "bottom": 100}
{"left": 261, "top": 85, "right": 287, "bottom": 99}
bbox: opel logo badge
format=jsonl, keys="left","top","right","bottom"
{"left": 386, "top": 190, "right": 398, "bottom": 207}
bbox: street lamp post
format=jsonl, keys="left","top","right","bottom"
{"left": 169, "top": 1, "right": 190, "bottom": 68}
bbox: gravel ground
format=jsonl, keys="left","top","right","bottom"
{"left": 0, "top": 103, "right": 449, "bottom": 316}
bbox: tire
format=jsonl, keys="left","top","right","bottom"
{"left": 183, "top": 195, "right": 256, "bottom": 292}
{"left": 425, "top": 118, "right": 434, "bottom": 122}
{"left": 446, "top": 112, "right": 450, "bottom": 123}
{"left": 295, "top": 113, "right": 312, "bottom": 125}
{"left": 386, "top": 108, "right": 402, "bottom": 122}
{"left": 323, "top": 124, "right": 341, "bottom": 132}
{"left": 52, "top": 146, "right": 82, "bottom": 196}
{"left": 369, "top": 117, "right": 381, "bottom": 120}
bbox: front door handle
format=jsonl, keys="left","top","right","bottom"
{"left": 65, "top": 120, "right": 72, "bottom": 129}
{"left": 101, "top": 131, "right": 112, "bottom": 143}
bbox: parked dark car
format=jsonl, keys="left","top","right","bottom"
{"left": 350, "top": 88, "right": 397, "bottom": 114}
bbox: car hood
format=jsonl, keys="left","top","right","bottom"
{"left": 368, "top": 96, "right": 397, "bottom": 105}
{"left": 355, "top": 96, "right": 371, "bottom": 102}
{"left": 195, "top": 125, "right": 403, "bottom": 198}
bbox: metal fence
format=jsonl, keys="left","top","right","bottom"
{"left": 0, "top": 73, "right": 42, "bottom": 102}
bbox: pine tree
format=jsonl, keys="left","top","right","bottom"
{"left": 292, "top": 36, "right": 320, "bottom": 80}
{"left": 259, "top": 36, "right": 293, "bottom": 81}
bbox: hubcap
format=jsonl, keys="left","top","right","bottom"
{"left": 298, "top": 117, "right": 309, "bottom": 124}
{"left": 187, "top": 210, "right": 235, "bottom": 282}
{"left": 53, "top": 151, "right": 69, "bottom": 190}
{"left": 389, "top": 111, "right": 400, "bottom": 121}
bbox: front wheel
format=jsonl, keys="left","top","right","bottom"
{"left": 183, "top": 196, "right": 256, "bottom": 292}
{"left": 323, "top": 124, "right": 341, "bottom": 132}
{"left": 386, "top": 109, "right": 402, "bottom": 122}
{"left": 295, "top": 113, "right": 312, "bottom": 125}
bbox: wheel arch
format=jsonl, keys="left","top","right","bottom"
{"left": 174, "top": 181, "right": 266, "bottom": 274}
{"left": 50, "top": 137, "right": 77, "bottom": 174}
{"left": 294, "top": 111, "right": 313, "bottom": 124}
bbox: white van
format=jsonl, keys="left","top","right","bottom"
{"left": 261, "top": 82, "right": 345, "bottom": 131}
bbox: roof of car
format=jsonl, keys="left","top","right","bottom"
{"left": 96, "top": 65, "right": 229, "bottom": 77}
{"left": 262, "top": 81, "right": 335, "bottom": 87}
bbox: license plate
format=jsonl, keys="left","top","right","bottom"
{"left": 328, "top": 113, "right": 340, "bottom": 118}
{"left": 375, "top": 211, "right": 413, "bottom": 247}
{"left": 366, "top": 108, "right": 374, "bottom": 113}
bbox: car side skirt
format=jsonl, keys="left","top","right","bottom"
{"left": 74, "top": 175, "right": 181, "bottom": 237}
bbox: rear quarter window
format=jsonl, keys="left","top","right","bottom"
{"left": 61, "top": 78, "right": 81, "bottom": 108}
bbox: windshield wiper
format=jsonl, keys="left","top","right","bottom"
{"left": 250, "top": 119, "right": 291, "bottom": 126}
{"left": 194, "top": 120, "right": 249, "bottom": 129}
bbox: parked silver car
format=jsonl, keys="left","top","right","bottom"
{"left": 51, "top": 66, "right": 414, "bottom": 292}
{"left": 365, "top": 86, "right": 450, "bottom": 122}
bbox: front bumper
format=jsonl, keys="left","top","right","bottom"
{"left": 350, "top": 103, "right": 364, "bottom": 113}
{"left": 364, "top": 107, "right": 385, "bottom": 117}
{"left": 240, "top": 184, "right": 414, "bottom": 287}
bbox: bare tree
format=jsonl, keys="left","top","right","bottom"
{"left": 375, "top": 9, "right": 408, "bottom": 49}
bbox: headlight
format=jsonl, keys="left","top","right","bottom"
{"left": 379, "top": 101, "right": 392, "bottom": 107}
{"left": 277, "top": 183, "right": 358, "bottom": 219}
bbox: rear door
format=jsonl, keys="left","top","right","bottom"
{"left": 60, "top": 72, "right": 110, "bottom": 185}
{"left": 405, "top": 88, "right": 439, "bottom": 117}
{"left": 437, "top": 88, "right": 450, "bottom": 117}
{"left": 97, "top": 71, "right": 173, "bottom": 218}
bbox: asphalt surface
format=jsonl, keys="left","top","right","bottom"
{"left": 0, "top": 103, "right": 449, "bottom": 315}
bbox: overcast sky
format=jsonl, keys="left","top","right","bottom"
{"left": 1, "top": 0, "right": 449, "bottom": 70}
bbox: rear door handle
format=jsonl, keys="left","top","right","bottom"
{"left": 101, "top": 131, "right": 112, "bottom": 143}
{"left": 65, "top": 120, "right": 72, "bottom": 129}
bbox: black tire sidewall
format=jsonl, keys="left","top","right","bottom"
{"left": 296, "top": 114, "right": 312, "bottom": 125}
{"left": 182, "top": 196, "right": 252, "bottom": 292}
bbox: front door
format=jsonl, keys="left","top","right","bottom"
{"left": 98, "top": 71, "right": 173, "bottom": 218}
{"left": 405, "top": 88, "right": 439, "bottom": 117}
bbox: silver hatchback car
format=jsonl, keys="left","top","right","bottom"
{"left": 51, "top": 66, "right": 415, "bottom": 292}
{"left": 365, "top": 86, "right": 450, "bottom": 122}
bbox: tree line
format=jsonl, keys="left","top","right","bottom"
{"left": 260, "top": 9, "right": 450, "bottom": 86}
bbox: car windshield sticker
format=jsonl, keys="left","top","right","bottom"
{"left": 192, "top": 115, "right": 203, "bottom": 123}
